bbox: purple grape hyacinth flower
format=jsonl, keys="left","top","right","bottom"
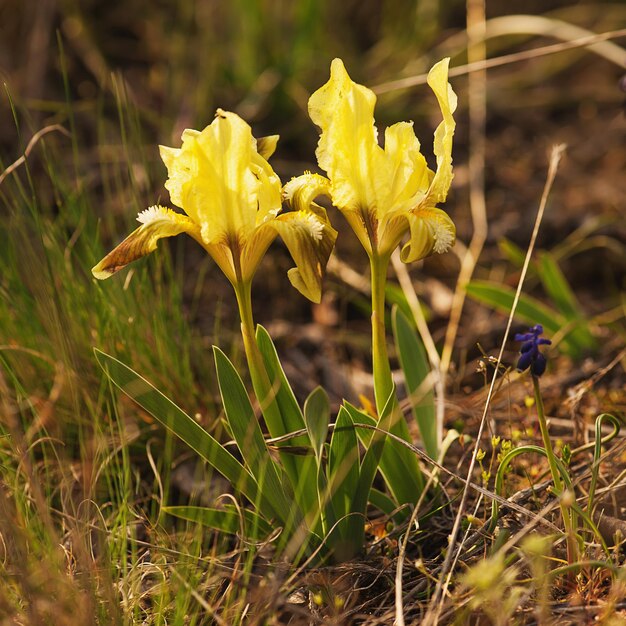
{"left": 515, "top": 324, "right": 552, "bottom": 377}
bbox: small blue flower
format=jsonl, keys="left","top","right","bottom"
{"left": 515, "top": 324, "right": 552, "bottom": 377}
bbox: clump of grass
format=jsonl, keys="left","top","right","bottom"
{"left": 0, "top": 78, "right": 233, "bottom": 623}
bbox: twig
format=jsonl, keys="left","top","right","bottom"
{"left": 423, "top": 144, "right": 567, "bottom": 626}
{"left": 373, "top": 27, "right": 626, "bottom": 94}
{"left": 0, "top": 124, "right": 70, "bottom": 186}
{"left": 440, "top": 0, "right": 488, "bottom": 378}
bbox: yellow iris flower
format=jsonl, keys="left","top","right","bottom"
{"left": 93, "top": 109, "right": 337, "bottom": 303}
{"left": 284, "top": 58, "right": 457, "bottom": 262}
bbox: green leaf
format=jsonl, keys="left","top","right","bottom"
{"left": 344, "top": 399, "right": 424, "bottom": 510}
{"left": 538, "top": 252, "right": 596, "bottom": 351}
{"left": 538, "top": 252, "right": 581, "bottom": 321}
{"left": 312, "top": 445, "right": 333, "bottom": 539}
{"left": 163, "top": 505, "right": 272, "bottom": 539}
{"left": 386, "top": 282, "right": 432, "bottom": 325}
{"left": 392, "top": 306, "right": 437, "bottom": 460}
{"left": 369, "top": 488, "right": 402, "bottom": 518}
{"left": 345, "top": 391, "right": 400, "bottom": 517}
{"left": 255, "top": 325, "right": 319, "bottom": 522}
{"left": 325, "top": 407, "right": 361, "bottom": 557}
{"left": 304, "top": 386, "right": 330, "bottom": 463}
{"left": 213, "top": 347, "right": 294, "bottom": 525}
{"left": 94, "top": 349, "right": 260, "bottom": 507}
{"left": 328, "top": 407, "right": 359, "bottom": 523}
{"left": 498, "top": 238, "right": 527, "bottom": 268}
{"left": 255, "top": 325, "right": 307, "bottom": 439}
{"left": 465, "top": 280, "right": 586, "bottom": 357}
{"left": 466, "top": 280, "right": 562, "bottom": 334}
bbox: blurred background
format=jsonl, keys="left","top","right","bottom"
{"left": 1, "top": 2, "right": 625, "bottom": 622}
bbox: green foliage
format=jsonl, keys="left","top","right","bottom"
{"left": 304, "top": 386, "right": 331, "bottom": 462}
{"left": 468, "top": 245, "right": 598, "bottom": 360}
{"left": 325, "top": 407, "right": 360, "bottom": 555}
{"left": 97, "top": 330, "right": 430, "bottom": 563}
{"left": 161, "top": 505, "right": 273, "bottom": 538}
{"left": 255, "top": 324, "right": 320, "bottom": 520}
{"left": 213, "top": 346, "right": 294, "bottom": 524}
{"left": 392, "top": 306, "right": 438, "bottom": 460}
{"left": 94, "top": 349, "right": 261, "bottom": 506}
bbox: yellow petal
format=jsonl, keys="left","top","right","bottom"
{"left": 399, "top": 207, "right": 456, "bottom": 263}
{"left": 260, "top": 207, "right": 337, "bottom": 303}
{"left": 382, "top": 121, "right": 431, "bottom": 215}
{"left": 158, "top": 145, "right": 187, "bottom": 209}
{"left": 92, "top": 206, "right": 199, "bottom": 279}
{"left": 282, "top": 172, "right": 332, "bottom": 213}
{"left": 256, "top": 135, "right": 279, "bottom": 160}
{"left": 251, "top": 148, "right": 283, "bottom": 226}
{"left": 159, "top": 110, "right": 281, "bottom": 246}
{"left": 422, "top": 58, "right": 457, "bottom": 206}
{"left": 308, "top": 58, "right": 386, "bottom": 214}
{"left": 238, "top": 226, "right": 277, "bottom": 284}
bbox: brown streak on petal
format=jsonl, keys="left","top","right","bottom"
{"left": 92, "top": 233, "right": 156, "bottom": 280}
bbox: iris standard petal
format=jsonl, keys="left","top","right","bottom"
{"left": 159, "top": 110, "right": 282, "bottom": 247}
{"left": 256, "top": 135, "right": 279, "bottom": 160}
{"left": 421, "top": 58, "right": 457, "bottom": 206}
{"left": 308, "top": 58, "right": 384, "bottom": 214}
{"left": 382, "top": 122, "right": 431, "bottom": 216}
{"left": 159, "top": 145, "right": 187, "bottom": 209}
{"left": 92, "top": 206, "right": 200, "bottom": 279}
{"left": 250, "top": 148, "right": 283, "bottom": 226}
{"left": 192, "top": 109, "right": 260, "bottom": 243}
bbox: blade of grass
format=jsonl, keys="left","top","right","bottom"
{"left": 303, "top": 386, "right": 330, "bottom": 463}
{"left": 326, "top": 406, "right": 360, "bottom": 557}
{"left": 344, "top": 399, "right": 424, "bottom": 511}
{"left": 163, "top": 505, "right": 272, "bottom": 539}
{"left": 538, "top": 251, "right": 596, "bottom": 351}
{"left": 327, "top": 407, "right": 359, "bottom": 528}
{"left": 465, "top": 279, "right": 589, "bottom": 356}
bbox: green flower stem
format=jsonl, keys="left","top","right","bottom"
{"left": 233, "top": 280, "right": 266, "bottom": 400}
{"left": 532, "top": 375, "right": 579, "bottom": 568}
{"left": 368, "top": 252, "right": 425, "bottom": 504}
{"left": 370, "top": 252, "right": 394, "bottom": 413}
{"left": 532, "top": 376, "right": 563, "bottom": 494}
{"left": 232, "top": 280, "right": 297, "bottom": 474}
